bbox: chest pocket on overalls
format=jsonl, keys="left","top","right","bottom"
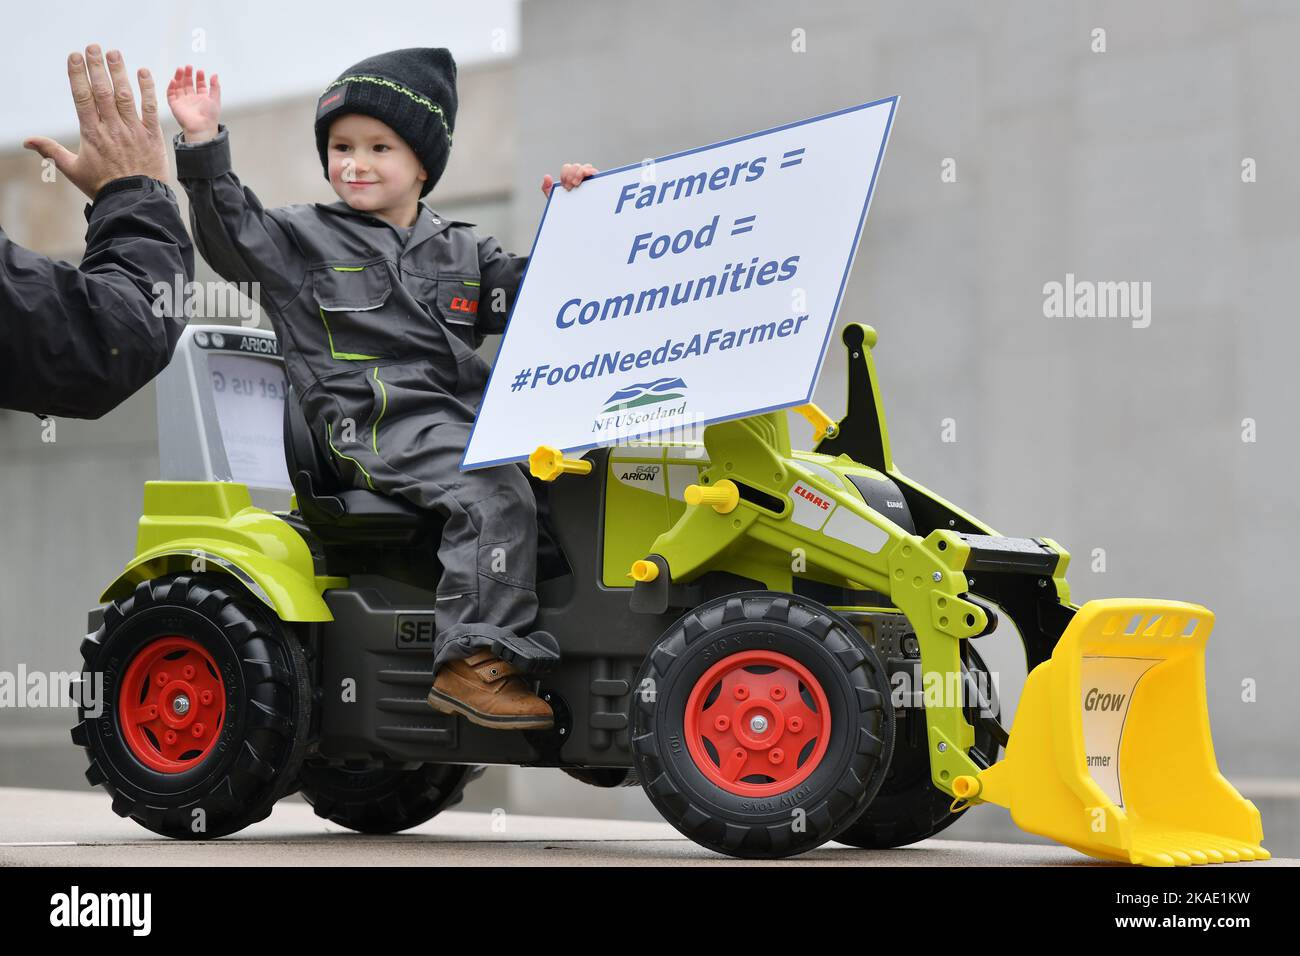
{"left": 431, "top": 275, "right": 483, "bottom": 350}
{"left": 312, "top": 264, "right": 396, "bottom": 361}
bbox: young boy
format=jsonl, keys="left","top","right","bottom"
{"left": 167, "top": 48, "right": 596, "bottom": 730}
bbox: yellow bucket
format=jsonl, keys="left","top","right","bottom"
{"left": 957, "top": 599, "right": 1269, "bottom": 866}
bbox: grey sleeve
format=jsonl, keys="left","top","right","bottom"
{"left": 173, "top": 125, "right": 306, "bottom": 307}
{"left": 476, "top": 233, "right": 529, "bottom": 335}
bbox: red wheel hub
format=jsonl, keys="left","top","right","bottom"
{"left": 683, "top": 650, "right": 831, "bottom": 797}
{"left": 118, "top": 636, "right": 226, "bottom": 773}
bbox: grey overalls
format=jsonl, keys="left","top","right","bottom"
{"left": 175, "top": 126, "right": 553, "bottom": 671}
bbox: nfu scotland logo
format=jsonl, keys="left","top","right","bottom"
{"left": 593, "top": 376, "right": 689, "bottom": 436}
{"left": 602, "top": 376, "right": 687, "bottom": 413}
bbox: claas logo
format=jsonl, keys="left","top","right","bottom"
{"left": 449, "top": 296, "right": 479, "bottom": 315}
{"left": 793, "top": 483, "right": 830, "bottom": 510}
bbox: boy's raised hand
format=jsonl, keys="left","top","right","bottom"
{"left": 167, "top": 65, "right": 221, "bottom": 143}
{"left": 541, "top": 162, "right": 598, "bottom": 198}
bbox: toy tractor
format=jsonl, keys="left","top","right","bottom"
{"left": 71, "top": 321, "right": 1268, "bottom": 864}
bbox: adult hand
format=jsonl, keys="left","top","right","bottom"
{"left": 23, "top": 45, "right": 168, "bottom": 200}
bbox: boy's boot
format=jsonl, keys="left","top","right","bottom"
{"left": 427, "top": 651, "right": 554, "bottom": 730}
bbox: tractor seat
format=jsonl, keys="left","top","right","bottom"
{"left": 283, "top": 384, "right": 438, "bottom": 543}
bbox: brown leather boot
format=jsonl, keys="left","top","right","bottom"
{"left": 427, "top": 651, "right": 554, "bottom": 730}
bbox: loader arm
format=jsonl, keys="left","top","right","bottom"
{"left": 625, "top": 321, "right": 1266, "bottom": 865}
{"left": 633, "top": 409, "right": 1033, "bottom": 791}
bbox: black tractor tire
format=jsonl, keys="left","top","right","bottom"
{"left": 299, "top": 762, "right": 484, "bottom": 833}
{"left": 631, "top": 591, "right": 895, "bottom": 859}
{"left": 833, "top": 642, "right": 1001, "bottom": 849}
{"left": 70, "top": 574, "right": 311, "bottom": 840}
{"left": 561, "top": 767, "right": 640, "bottom": 788}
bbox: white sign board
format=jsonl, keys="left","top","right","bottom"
{"left": 461, "top": 97, "right": 898, "bottom": 470}
{"left": 209, "top": 352, "right": 292, "bottom": 491}
{"left": 1080, "top": 656, "right": 1160, "bottom": 808}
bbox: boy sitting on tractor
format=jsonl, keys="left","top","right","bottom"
{"left": 166, "top": 48, "right": 596, "bottom": 730}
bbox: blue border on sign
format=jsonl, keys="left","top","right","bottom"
{"left": 460, "top": 94, "right": 900, "bottom": 471}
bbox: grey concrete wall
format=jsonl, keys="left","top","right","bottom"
{"left": 2, "top": 1, "right": 1296, "bottom": 848}
{"left": 503, "top": 0, "right": 1300, "bottom": 835}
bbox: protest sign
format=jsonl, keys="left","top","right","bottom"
{"left": 462, "top": 96, "right": 897, "bottom": 470}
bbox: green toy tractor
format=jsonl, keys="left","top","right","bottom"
{"left": 71, "top": 321, "right": 1268, "bottom": 864}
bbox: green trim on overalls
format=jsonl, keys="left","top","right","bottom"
{"left": 325, "top": 421, "right": 375, "bottom": 490}
{"left": 319, "top": 309, "right": 381, "bottom": 361}
{"left": 371, "top": 366, "right": 388, "bottom": 455}
{"left": 320, "top": 265, "right": 383, "bottom": 361}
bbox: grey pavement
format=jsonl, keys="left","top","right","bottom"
{"left": 0, "top": 787, "right": 1292, "bottom": 867}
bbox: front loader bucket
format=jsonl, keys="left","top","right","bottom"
{"left": 959, "top": 599, "right": 1268, "bottom": 866}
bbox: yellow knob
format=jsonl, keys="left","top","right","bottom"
{"left": 684, "top": 479, "right": 739, "bottom": 513}
{"left": 629, "top": 559, "right": 659, "bottom": 582}
{"left": 952, "top": 775, "right": 981, "bottom": 800}
{"left": 529, "top": 445, "right": 592, "bottom": 481}
{"left": 793, "top": 403, "right": 839, "bottom": 443}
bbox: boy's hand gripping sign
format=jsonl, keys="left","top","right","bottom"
{"left": 461, "top": 96, "right": 897, "bottom": 471}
